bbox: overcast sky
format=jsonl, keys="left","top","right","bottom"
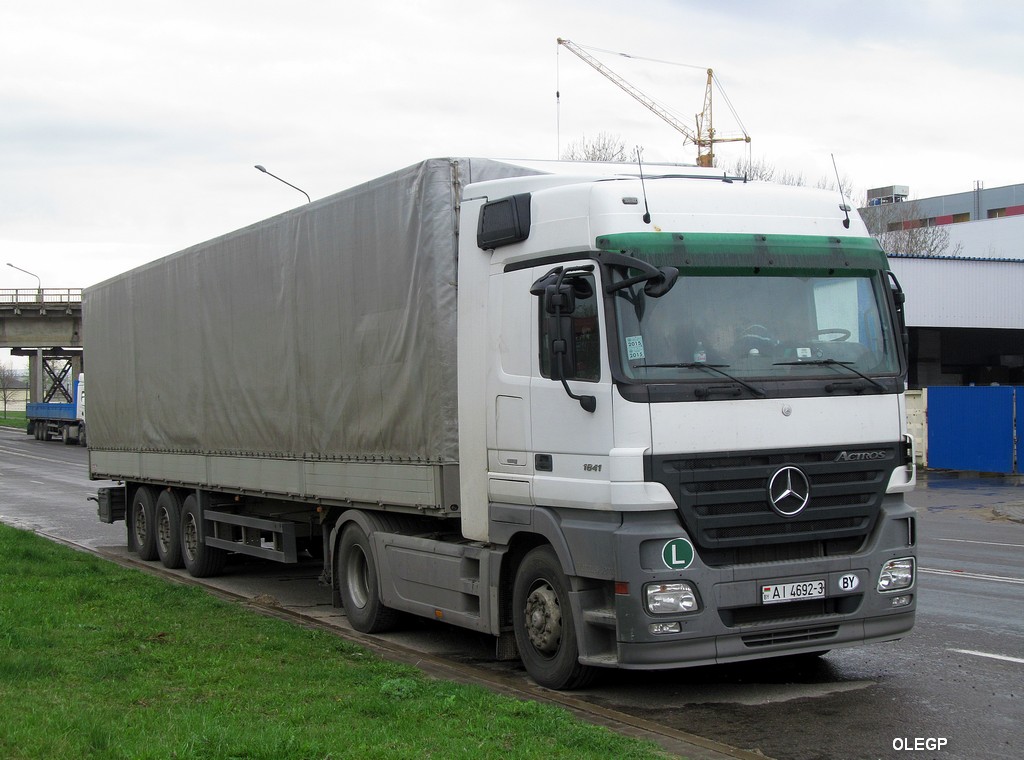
{"left": 2, "top": 0, "right": 1023, "bottom": 298}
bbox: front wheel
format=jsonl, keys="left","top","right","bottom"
{"left": 336, "top": 523, "right": 401, "bottom": 633}
{"left": 512, "top": 546, "right": 595, "bottom": 690}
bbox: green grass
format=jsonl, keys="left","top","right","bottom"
{"left": 0, "top": 410, "right": 27, "bottom": 429}
{"left": 0, "top": 525, "right": 665, "bottom": 760}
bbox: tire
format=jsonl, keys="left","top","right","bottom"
{"left": 336, "top": 523, "right": 401, "bottom": 633}
{"left": 512, "top": 545, "right": 596, "bottom": 690}
{"left": 78, "top": 423, "right": 87, "bottom": 447}
{"left": 180, "top": 494, "right": 227, "bottom": 578}
{"left": 128, "top": 486, "right": 159, "bottom": 561}
{"left": 155, "top": 489, "right": 184, "bottom": 569}
{"left": 62, "top": 426, "right": 74, "bottom": 445}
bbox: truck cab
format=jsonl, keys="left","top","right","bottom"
{"left": 457, "top": 167, "right": 915, "bottom": 688}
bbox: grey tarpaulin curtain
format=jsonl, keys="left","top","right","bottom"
{"left": 83, "top": 158, "right": 543, "bottom": 463}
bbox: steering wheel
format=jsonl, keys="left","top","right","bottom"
{"left": 740, "top": 324, "right": 772, "bottom": 341}
{"left": 734, "top": 324, "right": 776, "bottom": 356}
{"left": 815, "top": 328, "right": 851, "bottom": 342}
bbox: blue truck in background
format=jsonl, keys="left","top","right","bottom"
{"left": 27, "top": 373, "right": 86, "bottom": 445}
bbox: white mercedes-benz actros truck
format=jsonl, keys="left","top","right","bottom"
{"left": 88, "top": 158, "right": 916, "bottom": 689}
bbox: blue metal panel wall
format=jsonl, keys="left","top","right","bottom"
{"left": 927, "top": 386, "right": 1016, "bottom": 473}
{"left": 1017, "top": 390, "right": 1024, "bottom": 474}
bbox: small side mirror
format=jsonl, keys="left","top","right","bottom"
{"left": 544, "top": 283, "right": 576, "bottom": 315}
{"left": 643, "top": 266, "right": 679, "bottom": 297}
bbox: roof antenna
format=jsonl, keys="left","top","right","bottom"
{"left": 831, "top": 153, "right": 851, "bottom": 229}
{"left": 636, "top": 146, "right": 652, "bottom": 224}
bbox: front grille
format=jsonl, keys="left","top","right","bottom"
{"left": 647, "top": 444, "right": 898, "bottom": 566}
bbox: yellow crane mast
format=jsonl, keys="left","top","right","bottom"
{"left": 556, "top": 37, "right": 750, "bottom": 167}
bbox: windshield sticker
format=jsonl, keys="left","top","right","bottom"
{"left": 796, "top": 347, "right": 812, "bottom": 359}
{"left": 626, "top": 335, "right": 646, "bottom": 360}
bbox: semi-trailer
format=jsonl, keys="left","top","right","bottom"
{"left": 87, "top": 157, "right": 917, "bottom": 689}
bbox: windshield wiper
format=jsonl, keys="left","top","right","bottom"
{"left": 637, "top": 362, "right": 766, "bottom": 398}
{"left": 773, "top": 359, "right": 885, "bottom": 392}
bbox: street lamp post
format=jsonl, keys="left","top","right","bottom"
{"left": 254, "top": 165, "right": 311, "bottom": 203}
{"left": 6, "top": 263, "right": 42, "bottom": 301}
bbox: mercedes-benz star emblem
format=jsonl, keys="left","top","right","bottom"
{"left": 768, "top": 466, "right": 810, "bottom": 516}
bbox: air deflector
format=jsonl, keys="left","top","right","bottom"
{"left": 477, "top": 193, "right": 532, "bottom": 249}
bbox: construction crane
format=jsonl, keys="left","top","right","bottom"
{"left": 556, "top": 37, "right": 750, "bottom": 167}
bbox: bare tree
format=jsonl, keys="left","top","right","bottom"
{"left": 0, "top": 361, "right": 23, "bottom": 419}
{"left": 726, "top": 155, "right": 852, "bottom": 193}
{"left": 561, "top": 132, "right": 629, "bottom": 162}
{"left": 729, "top": 156, "right": 960, "bottom": 256}
{"left": 860, "top": 200, "right": 964, "bottom": 258}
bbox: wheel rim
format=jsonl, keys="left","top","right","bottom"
{"left": 183, "top": 512, "right": 199, "bottom": 561}
{"left": 524, "top": 582, "right": 562, "bottom": 654}
{"left": 344, "top": 547, "right": 370, "bottom": 609}
{"left": 133, "top": 503, "right": 148, "bottom": 546}
{"left": 157, "top": 508, "right": 171, "bottom": 553}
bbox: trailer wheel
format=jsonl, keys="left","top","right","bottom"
{"left": 155, "top": 490, "right": 184, "bottom": 569}
{"left": 337, "top": 523, "right": 401, "bottom": 633}
{"left": 512, "top": 545, "right": 596, "bottom": 690}
{"left": 62, "top": 426, "right": 74, "bottom": 445}
{"left": 128, "top": 486, "right": 159, "bottom": 561}
{"left": 180, "top": 494, "right": 227, "bottom": 578}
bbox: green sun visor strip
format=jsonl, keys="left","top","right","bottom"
{"left": 595, "top": 233, "right": 890, "bottom": 272}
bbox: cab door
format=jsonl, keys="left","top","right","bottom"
{"left": 528, "top": 263, "right": 616, "bottom": 509}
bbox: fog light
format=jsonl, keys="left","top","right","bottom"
{"left": 878, "top": 557, "right": 915, "bottom": 592}
{"left": 649, "top": 621, "right": 682, "bottom": 635}
{"left": 890, "top": 594, "right": 912, "bottom": 608}
{"left": 645, "top": 582, "right": 698, "bottom": 614}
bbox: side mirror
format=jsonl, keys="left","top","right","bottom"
{"left": 644, "top": 266, "right": 679, "bottom": 297}
{"left": 530, "top": 267, "right": 598, "bottom": 414}
{"left": 544, "top": 283, "right": 576, "bottom": 315}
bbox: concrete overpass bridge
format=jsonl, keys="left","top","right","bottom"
{"left": 0, "top": 288, "right": 83, "bottom": 403}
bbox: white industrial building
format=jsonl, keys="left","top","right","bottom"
{"left": 860, "top": 183, "right": 1024, "bottom": 388}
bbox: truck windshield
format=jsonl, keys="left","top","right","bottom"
{"left": 603, "top": 234, "right": 902, "bottom": 387}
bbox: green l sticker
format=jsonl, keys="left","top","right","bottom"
{"left": 662, "top": 538, "right": 695, "bottom": 570}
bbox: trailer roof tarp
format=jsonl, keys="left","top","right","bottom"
{"left": 84, "top": 158, "right": 543, "bottom": 463}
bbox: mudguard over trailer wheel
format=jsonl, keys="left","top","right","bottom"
{"left": 336, "top": 523, "right": 402, "bottom": 633}
{"left": 180, "top": 494, "right": 227, "bottom": 578}
{"left": 155, "top": 489, "right": 184, "bottom": 569}
{"left": 128, "top": 486, "right": 159, "bottom": 561}
{"left": 512, "top": 545, "right": 596, "bottom": 690}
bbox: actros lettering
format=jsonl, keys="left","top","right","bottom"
{"left": 835, "top": 450, "right": 888, "bottom": 462}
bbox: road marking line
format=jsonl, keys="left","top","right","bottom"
{"left": 920, "top": 567, "right": 1024, "bottom": 584}
{"left": 939, "top": 537, "right": 1024, "bottom": 549}
{"left": 948, "top": 649, "right": 1024, "bottom": 665}
{"left": 0, "top": 446, "right": 87, "bottom": 469}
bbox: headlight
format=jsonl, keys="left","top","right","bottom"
{"left": 645, "top": 582, "right": 698, "bottom": 614}
{"left": 878, "top": 557, "right": 915, "bottom": 592}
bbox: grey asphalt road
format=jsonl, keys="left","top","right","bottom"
{"left": 2, "top": 426, "right": 1021, "bottom": 760}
